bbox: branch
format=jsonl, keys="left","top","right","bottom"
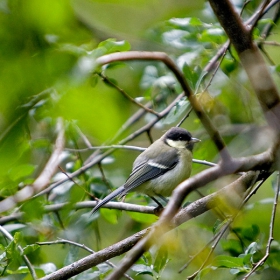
{"left": 40, "top": 171, "right": 260, "bottom": 280}
{"left": 209, "top": 0, "right": 280, "bottom": 133}
{"left": 99, "top": 72, "right": 160, "bottom": 116}
{"left": 105, "top": 144, "right": 275, "bottom": 279}
{"left": 243, "top": 171, "right": 280, "bottom": 279}
{"left": 33, "top": 92, "right": 185, "bottom": 197}
{"left": 37, "top": 239, "right": 133, "bottom": 280}
{"left": 96, "top": 51, "right": 231, "bottom": 162}
{"left": 0, "top": 118, "right": 65, "bottom": 213}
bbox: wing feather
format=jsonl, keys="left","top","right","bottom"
{"left": 123, "top": 148, "right": 179, "bottom": 194}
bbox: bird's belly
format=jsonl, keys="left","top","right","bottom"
{"left": 135, "top": 154, "right": 192, "bottom": 197}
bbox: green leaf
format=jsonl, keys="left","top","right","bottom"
{"left": 200, "top": 28, "right": 226, "bottom": 44}
{"left": 234, "top": 225, "right": 260, "bottom": 241}
{"left": 182, "top": 63, "right": 198, "bottom": 90}
{"left": 153, "top": 245, "right": 169, "bottom": 273}
{"left": 141, "top": 65, "right": 159, "bottom": 89}
{"left": 275, "top": 64, "right": 280, "bottom": 73}
{"left": 221, "top": 239, "right": 243, "bottom": 256}
{"left": 194, "top": 69, "right": 207, "bottom": 94}
{"left": 163, "top": 98, "right": 190, "bottom": 125}
{"left": 13, "top": 232, "right": 22, "bottom": 244}
{"left": 127, "top": 211, "right": 157, "bottom": 224}
{"left": 22, "top": 244, "right": 39, "bottom": 255}
{"left": 132, "top": 264, "right": 153, "bottom": 276}
{"left": 21, "top": 197, "right": 45, "bottom": 221}
{"left": 98, "top": 39, "right": 131, "bottom": 54}
{"left": 8, "top": 164, "right": 36, "bottom": 182}
{"left": 213, "top": 255, "right": 244, "bottom": 268}
{"left": 100, "top": 208, "right": 119, "bottom": 224}
{"left": 189, "top": 17, "right": 204, "bottom": 26}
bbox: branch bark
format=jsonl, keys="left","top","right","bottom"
{"left": 40, "top": 171, "right": 259, "bottom": 280}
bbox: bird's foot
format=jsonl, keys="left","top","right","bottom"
{"left": 153, "top": 205, "right": 164, "bottom": 216}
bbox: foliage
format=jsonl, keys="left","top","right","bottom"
{"left": 0, "top": 0, "right": 280, "bottom": 279}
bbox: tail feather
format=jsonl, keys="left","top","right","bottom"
{"left": 90, "top": 186, "right": 126, "bottom": 214}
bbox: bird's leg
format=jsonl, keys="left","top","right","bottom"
{"left": 150, "top": 196, "right": 164, "bottom": 216}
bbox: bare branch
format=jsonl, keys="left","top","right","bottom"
{"left": 65, "top": 145, "right": 146, "bottom": 152}
{"left": 105, "top": 144, "right": 275, "bottom": 279}
{"left": 209, "top": 0, "right": 280, "bottom": 133}
{"left": 37, "top": 239, "right": 133, "bottom": 280}
{"left": 99, "top": 72, "right": 160, "bottom": 116}
{"left": 40, "top": 171, "right": 260, "bottom": 280}
{"left": 243, "top": 172, "right": 280, "bottom": 279}
{"left": 96, "top": 51, "right": 231, "bottom": 162}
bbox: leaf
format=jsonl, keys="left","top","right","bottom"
{"left": 213, "top": 255, "right": 244, "bottom": 268}
{"left": 3, "top": 224, "right": 26, "bottom": 233}
{"left": 153, "top": 245, "right": 169, "bottom": 273}
{"left": 140, "top": 65, "right": 159, "bottom": 89}
{"left": 98, "top": 39, "right": 131, "bottom": 54}
{"left": 132, "top": 264, "right": 153, "bottom": 276}
{"left": 182, "top": 62, "right": 198, "bottom": 90}
{"left": 127, "top": 211, "right": 157, "bottom": 224}
{"left": 8, "top": 164, "right": 36, "bottom": 182}
{"left": 221, "top": 239, "right": 243, "bottom": 256}
{"left": 194, "top": 70, "right": 207, "bottom": 94}
{"left": 162, "top": 98, "right": 190, "bottom": 124}
{"left": 200, "top": 28, "right": 226, "bottom": 44}
{"left": 100, "top": 208, "right": 119, "bottom": 224}
{"left": 22, "top": 244, "right": 39, "bottom": 255}
{"left": 21, "top": 197, "right": 45, "bottom": 221}
{"left": 245, "top": 242, "right": 258, "bottom": 255}
{"left": 234, "top": 225, "right": 260, "bottom": 241}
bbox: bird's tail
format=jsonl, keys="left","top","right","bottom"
{"left": 90, "top": 186, "right": 126, "bottom": 215}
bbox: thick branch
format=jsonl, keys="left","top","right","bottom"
{"left": 40, "top": 169, "right": 264, "bottom": 280}
{"left": 209, "top": 0, "right": 280, "bottom": 133}
{"left": 106, "top": 143, "right": 276, "bottom": 280}
{"left": 97, "top": 51, "right": 231, "bottom": 162}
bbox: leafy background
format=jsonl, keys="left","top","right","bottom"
{"left": 1, "top": 0, "right": 280, "bottom": 279}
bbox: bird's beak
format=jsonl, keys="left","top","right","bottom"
{"left": 190, "top": 137, "right": 201, "bottom": 143}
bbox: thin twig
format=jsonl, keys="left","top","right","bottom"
{"left": 39, "top": 172, "right": 260, "bottom": 280}
{"left": 96, "top": 51, "right": 231, "bottom": 163}
{"left": 243, "top": 172, "right": 279, "bottom": 279}
{"left": 179, "top": 219, "right": 231, "bottom": 274}
{"left": 99, "top": 72, "right": 160, "bottom": 117}
{"left": 33, "top": 93, "right": 185, "bottom": 197}
{"left": 186, "top": 220, "right": 232, "bottom": 279}
{"left": 75, "top": 124, "right": 93, "bottom": 149}
{"left": 37, "top": 238, "right": 134, "bottom": 280}
{"left": 65, "top": 145, "right": 146, "bottom": 152}
{"left": 0, "top": 225, "right": 37, "bottom": 279}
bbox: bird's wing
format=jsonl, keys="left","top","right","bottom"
{"left": 123, "top": 148, "right": 179, "bottom": 193}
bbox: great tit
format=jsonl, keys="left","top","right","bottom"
{"left": 91, "top": 127, "right": 200, "bottom": 214}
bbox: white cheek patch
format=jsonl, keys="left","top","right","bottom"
{"left": 148, "top": 161, "right": 169, "bottom": 169}
{"left": 166, "top": 139, "right": 187, "bottom": 149}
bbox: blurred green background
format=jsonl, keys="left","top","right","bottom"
{"left": 1, "top": 0, "right": 280, "bottom": 279}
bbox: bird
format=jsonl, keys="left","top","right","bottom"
{"left": 91, "top": 127, "right": 200, "bottom": 214}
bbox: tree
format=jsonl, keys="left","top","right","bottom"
{"left": 1, "top": 0, "right": 280, "bottom": 279}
